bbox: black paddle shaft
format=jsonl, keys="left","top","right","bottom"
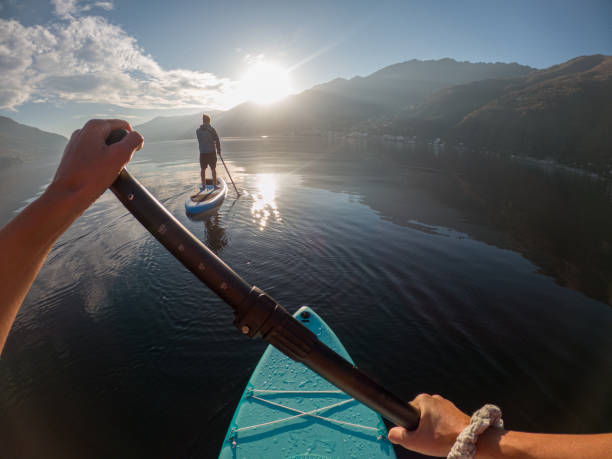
{"left": 106, "top": 129, "right": 420, "bottom": 430}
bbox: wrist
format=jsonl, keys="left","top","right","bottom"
{"left": 42, "top": 182, "right": 92, "bottom": 221}
{"left": 448, "top": 404, "right": 503, "bottom": 459}
{"left": 45, "top": 181, "right": 94, "bottom": 210}
{"left": 474, "top": 427, "right": 513, "bottom": 458}
{"left": 3, "top": 181, "right": 89, "bottom": 261}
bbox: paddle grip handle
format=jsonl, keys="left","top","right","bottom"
{"left": 106, "top": 129, "right": 420, "bottom": 431}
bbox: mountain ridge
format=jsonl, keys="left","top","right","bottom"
{"left": 0, "top": 116, "right": 67, "bottom": 168}
{"left": 450, "top": 55, "right": 612, "bottom": 168}
{"left": 193, "top": 58, "right": 535, "bottom": 138}
{"left": 377, "top": 54, "right": 612, "bottom": 171}
{"left": 132, "top": 58, "right": 535, "bottom": 139}
{"left": 2, "top": 56, "right": 610, "bottom": 172}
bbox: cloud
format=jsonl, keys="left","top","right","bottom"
{"left": 0, "top": 9, "right": 238, "bottom": 111}
{"left": 244, "top": 53, "right": 266, "bottom": 65}
{"left": 51, "top": 0, "right": 114, "bottom": 19}
{"left": 51, "top": 0, "right": 80, "bottom": 19}
{"left": 93, "top": 2, "right": 114, "bottom": 11}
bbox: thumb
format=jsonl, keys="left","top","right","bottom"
{"left": 388, "top": 426, "right": 412, "bottom": 446}
{"left": 109, "top": 131, "right": 144, "bottom": 162}
{"left": 119, "top": 130, "right": 144, "bottom": 152}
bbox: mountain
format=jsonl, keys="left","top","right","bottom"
{"left": 387, "top": 77, "right": 527, "bottom": 140}
{"left": 454, "top": 55, "right": 612, "bottom": 167}
{"left": 135, "top": 110, "right": 224, "bottom": 142}
{"left": 214, "top": 58, "right": 533, "bottom": 136}
{"left": 135, "top": 59, "right": 534, "bottom": 139}
{"left": 309, "top": 58, "right": 533, "bottom": 111}
{"left": 393, "top": 55, "right": 612, "bottom": 170}
{"left": 0, "top": 116, "right": 67, "bottom": 168}
{"left": 132, "top": 55, "right": 612, "bottom": 171}
{"left": 213, "top": 92, "right": 382, "bottom": 136}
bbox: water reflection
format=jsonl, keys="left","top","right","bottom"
{"left": 300, "top": 140, "right": 612, "bottom": 306}
{"left": 203, "top": 212, "right": 228, "bottom": 254}
{"left": 250, "top": 173, "right": 282, "bottom": 230}
{"left": 3, "top": 137, "right": 612, "bottom": 459}
{"left": 187, "top": 210, "right": 228, "bottom": 254}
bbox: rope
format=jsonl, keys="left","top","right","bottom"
{"left": 447, "top": 404, "right": 503, "bottom": 459}
{"left": 251, "top": 389, "right": 344, "bottom": 394}
{"left": 232, "top": 395, "right": 379, "bottom": 434}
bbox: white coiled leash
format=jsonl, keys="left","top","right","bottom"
{"left": 448, "top": 404, "right": 504, "bottom": 459}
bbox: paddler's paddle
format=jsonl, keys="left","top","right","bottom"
{"left": 106, "top": 129, "right": 420, "bottom": 431}
{"left": 218, "top": 151, "right": 240, "bottom": 196}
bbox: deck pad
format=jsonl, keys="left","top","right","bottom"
{"left": 191, "top": 186, "right": 222, "bottom": 202}
{"left": 185, "top": 178, "right": 227, "bottom": 216}
{"left": 219, "top": 306, "right": 396, "bottom": 458}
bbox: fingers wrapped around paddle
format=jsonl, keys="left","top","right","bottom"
{"left": 388, "top": 393, "right": 470, "bottom": 457}
{"left": 50, "top": 119, "right": 144, "bottom": 211}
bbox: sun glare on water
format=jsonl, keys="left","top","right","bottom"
{"left": 241, "top": 62, "right": 292, "bottom": 104}
{"left": 251, "top": 174, "right": 282, "bottom": 230}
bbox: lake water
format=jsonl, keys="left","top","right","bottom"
{"left": 1, "top": 137, "right": 611, "bottom": 458}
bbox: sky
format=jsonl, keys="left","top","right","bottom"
{"left": 1, "top": 0, "right": 611, "bottom": 136}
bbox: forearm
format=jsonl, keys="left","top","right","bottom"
{"left": 389, "top": 395, "right": 612, "bottom": 458}
{"left": 477, "top": 429, "right": 612, "bottom": 459}
{"left": 213, "top": 130, "right": 221, "bottom": 153}
{"left": 0, "top": 119, "right": 142, "bottom": 354}
{"left": 0, "top": 185, "right": 86, "bottom": 352}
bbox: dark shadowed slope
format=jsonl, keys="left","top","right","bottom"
{"left": 454, "top": 55, "right": 612, "bottom": 168}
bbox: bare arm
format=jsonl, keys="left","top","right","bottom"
{"left": 389, "top": 394, "right": 612, "bottom": 458}
{"left": 212, "top": 127, "right": 221, "bottom": 154}
{"left": 0, "top": 119, "right": 143, "bottom": 354}
{"left": 476, "top": 428, "right": 612, "bottom": 459}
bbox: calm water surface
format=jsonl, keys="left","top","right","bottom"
{"left": 1, "top": 137, "right": 612, "bottom": 458}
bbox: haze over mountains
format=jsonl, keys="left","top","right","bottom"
{"left": 0, "top": 116, "right": 66, "bottom": 168}
{"left": 136, "top": 58, "right": 534, "bottom": 140}
{"left": 135, "top": 55, "right": 612, "bottom": 171}
{"left": 2, "top": 56, "right": 611, "bottom": 172}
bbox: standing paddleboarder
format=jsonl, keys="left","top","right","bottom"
{"left": 196, "top": 114, "right": 221, "bottom": 190}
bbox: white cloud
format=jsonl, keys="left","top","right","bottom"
{"left": 51, "top": 0, "right": 114, "bottom": 19}
{"left": 0, "top": 9, "right": 238, "bottom": 111}
{"left": 92, "top": 112, "right": 137, "bottom": 118}
{"left": 244, "top": 53, "right": 265, "bottom": 65}
{"left": 51, "top": 0, "right": 80, "bottom": 19}
{"left": 93, "top": 2, "right": 114, "bottom": 11}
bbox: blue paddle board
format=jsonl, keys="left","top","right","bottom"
{"left": 185, "top": 178, "right": 227, "bottom": 216}
{"left": 219, "top": 306, "right": 396, "bottom": 458}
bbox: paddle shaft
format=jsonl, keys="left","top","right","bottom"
{"left": 218, "top": 152, "right": 240, "bottom": 196}
{"left": 106, "top": 130, "right": 420, "bottom": 430}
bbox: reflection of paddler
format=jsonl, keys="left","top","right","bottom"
{"left": 203, "top": 212, "right": 227, "bottom": 254}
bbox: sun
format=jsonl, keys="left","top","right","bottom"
{"left": 241, "top": 62, "right": 292, "bottom": 104}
